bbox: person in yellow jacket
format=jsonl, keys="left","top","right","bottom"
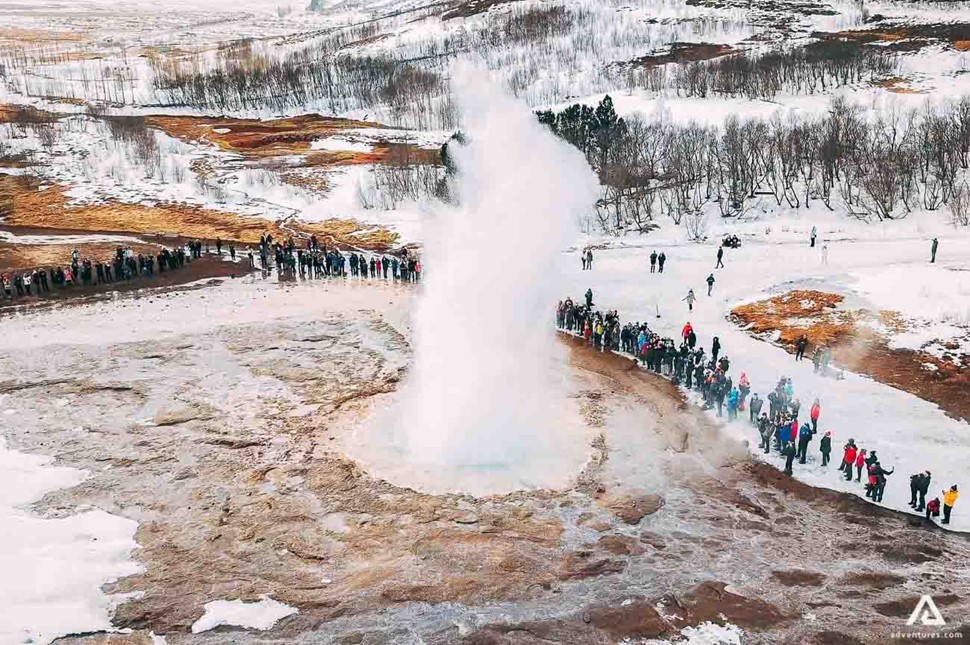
{"left": 942, "top": 485, "right": 959, "bottom": 525}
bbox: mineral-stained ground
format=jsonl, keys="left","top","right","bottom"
{"left": 1, "top": 278, "right": 967, "bottom": 645}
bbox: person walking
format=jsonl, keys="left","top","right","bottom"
{"left": 810, "top": 225, "right": 817, "bottom": 248}
{"left": 683, "top": 289, "right": 696, "bottom": 311}
{"left": 658, "top": 252, "right": 666, "bottom": 273}
{"left": 819, "top": 431, "right": 832, "bottom": 466}
{"left": 931, "top": 237, "right": 939, "bottom": 263}
{"left": 716, "top": 246, "right": 724, "bottom": 269}
{"left": 943, "top": 485, "right": 959, "bottom": 525}
{"left": 706, "top": 273, "right": 715, "bottom": 296}
{"left": 795, "top": 334, "right": 808, "bottom": 361}
{"left": 649, "top": 251, "right": 657, "bottom": 273}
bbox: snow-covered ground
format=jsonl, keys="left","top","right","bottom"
{"left": 561, "top": 221, "right": 970, "bottom": 532}
{"left": 0, "top": 436, "right": 141, "bottom": 645}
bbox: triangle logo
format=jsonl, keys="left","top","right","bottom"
{"left": 906, "top": 595, "right": 946, "bottom": 627}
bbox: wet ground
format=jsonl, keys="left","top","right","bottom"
{"left": 1, "top": 278, "right": 968, "bottom": 645}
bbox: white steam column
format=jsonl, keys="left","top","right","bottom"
{"left": 400, "top": 65, "right": 599, "bottom": 479}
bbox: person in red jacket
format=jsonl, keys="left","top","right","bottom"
{"left": 926, "top": 497, "right": 941, "bottom": 522}
{"left": 682, "top": 322, "right": 693, "bottom": 340}
{"left": 854, "top": 449, "right": 867, "bottom": 482}
{"left": 790, "top": 419, "right": 799, "bottom": 443}
{"left": 810, "top": 399, "right": 821, "bottom": 433}
{"left": 841, "top": 441, "right": 857, "bottom": 480}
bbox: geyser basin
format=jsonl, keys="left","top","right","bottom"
{"left": 342, "top": 66, "right": 600, "bottom": 496}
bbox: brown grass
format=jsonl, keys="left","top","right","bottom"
{"left": 877, "top": 77, "right": 928, "bottom": 95}
{"left": 0, "top": 175, "right": 398, "bottom": 251}
{"left": 731, "top": 290, "right": 853, "bottom": 350}
{"left": 145, "top": 114, "right": 385, "bottom": 158}
{"left": 629, "top": 42, "right": 736, "bottom": 68}
{"left": 732, "top": 289, "right": 970, "bottom": 423}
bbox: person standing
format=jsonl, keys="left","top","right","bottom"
{"left": 795, "top": 334, "right": 808, "bottom": 361}
{"left": 586, "top": 247, "right": 593, "bottom": 270}
{"left": 797, "top": 422, "right": 812, "bottom": 464}
{"left": 855, "top": 449, "right": 867, "bottom": 482}
{"left": 942, "top": 485, "right": 959, "bottom": 525}
{"left": 706, "top": 273, "right": 715, "bottom": 296}
{"left": 821, "top": 243, "right": 829, "bottom": 265}
{"left": 649, "top": 251, "right": 657, "bottom": 273}
{"left": 658, "top": 252, "right": 666, "bottom": 273}
{"left": 716, "top": 246, "right": 724, "bottom": 269}
{"left": 711, "top": 336, "right": 721, "bottom": 364}
{"left": 749, "top": 393, "right": 763, "bottom": 423}
{"left": 810, "top": 225, "right": 817, "bottom": 248}
{"left": 910, "top": 473, "right": 923, "bottom": 509}
{"left": 841, "top": 440, "right": 857, "bottom": 478}
{"left": 819, "top": 431, "right": 832, "bottom": 466}
{"left": 917, "top": 471, "right": 931, "bottom": 512}
{"left": 683, "top": 289, "right": 696, "bottom": 311}
{"left": 810, "top": 399, "right": 820, "bottom": 433}
{"left": 581, "top": 248, "right": 588, "bottom": 270}
{"left": 585, "top": 288, "right": 593, "bottom": 309}
{"left": 783, "top": 441, "right": 797, "bottom": 475}
{"left": 931, "top": 237, "right": 939, "bottom": 263}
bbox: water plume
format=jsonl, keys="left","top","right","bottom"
{"left": 399, "top": 64, "right": 599, "bottom": 479}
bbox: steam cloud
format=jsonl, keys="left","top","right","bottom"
{"left": 400, "top": 65, "right": 599, "bottom": 472}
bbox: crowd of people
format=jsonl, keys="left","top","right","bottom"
{"left": 555, "top": 280, "right": 960, "bottom": 527}
{"left": 1, "top": 234, "right": 422, "bottom": 302}
{"left": 251, "top": 233, "right": 421, "bottom": 282}
{"left": 2, "top": 244, "right": 195, "bottom": 300}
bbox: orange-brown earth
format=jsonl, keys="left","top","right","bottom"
{"left": 145, "top": 113, "right": 382, "bottom": 158}
{"left": 732, "top": 290, "right": 970, "bottom": 423}
{"left": 0, "top": 175, "right": 398, "bottom": 251}
{"left": 817, "top": 22, "right": 970, "bottom": 53}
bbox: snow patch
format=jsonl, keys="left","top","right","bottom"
{"left": 0, "top": 437, "right": 141, "bottom": 645}
{"left": 191, "top": 596, "right": 298, "bottom": 633}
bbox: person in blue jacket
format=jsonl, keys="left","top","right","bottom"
{"left": 726, "top": 388, "right": 739, "bottom": 420}
{"left": 796, "top": 422, "right": 813, "bottom": 464}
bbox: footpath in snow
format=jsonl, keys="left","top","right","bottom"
{"left": 561, "top": 223, "right": 970, "bottom": 533}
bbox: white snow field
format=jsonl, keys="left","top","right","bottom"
{"left": 561, "top": 219, "right": 970, "bottom": 533}
{"left": 0, "top": 437, "right": 141, "bottom": 645}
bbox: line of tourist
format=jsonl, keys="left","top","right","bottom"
{"left": 2, "top": 244, "right": 193, "bottom": 299}
{"left": 555, "top": 290, "right": 959, "bottom": 527}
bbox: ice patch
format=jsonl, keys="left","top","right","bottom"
{"left": 191, "top": 596, "right": 298, "bottom": 633}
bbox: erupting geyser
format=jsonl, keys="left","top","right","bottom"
{"left": 399, "top": 66, "right": 599, "bottom": 479}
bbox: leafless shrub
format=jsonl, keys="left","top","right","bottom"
{"left": 949, "top": 181, "right": 970, "bottom": 226}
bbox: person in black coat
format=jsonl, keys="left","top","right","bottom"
{"left": 819, "top": 431, "right": 832, "bottom": 466}
{"left": 782, "top": 441, "right": 797, "bottom": 475}
{"left": 711, "top": 336, "right": 721, "bottom": 363}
